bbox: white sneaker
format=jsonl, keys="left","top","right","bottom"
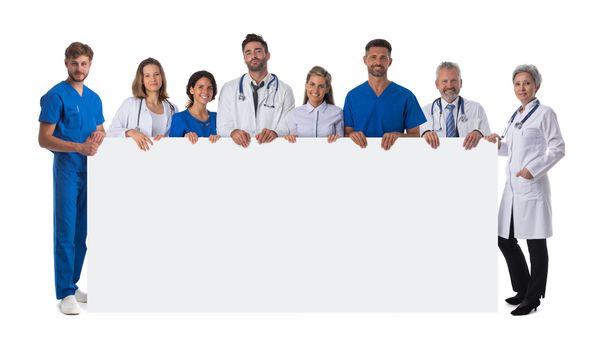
{"left": 75, "top": 289, "right": 87, "bottom": 303}
{"left": 60, "top": 295, "right": 80, "bottom": 315}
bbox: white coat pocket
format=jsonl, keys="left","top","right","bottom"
{"left": 521, "top": 128, "right": 542, "bottom": 148}
{"left": 514, "top": 177, "right": 533, "bottom": 195}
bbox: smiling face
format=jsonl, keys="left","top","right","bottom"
{"left": 435, "top": 68, "right": 462, "bottom": 103}
{"left": 243, "top": 41, "right": 269, "bottom": 73}
{"left": 364, "top": 46, "right": 392, "bottom": 78}
{"left": 190, "top": 76, "right": 214, "bottom": 106}
{"left": 142, "top": 64, "right": 162, "bottom": 94}
{"left": 305, "top": 75, "right": 329, "bottom": 107}
{"left": 514, "top": 72, "right": 539, "bottom": 106}
{"left": 65, "top": 55, "right": 91, "bottom": 83}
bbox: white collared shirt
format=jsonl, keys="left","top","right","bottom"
{"left": 217, "top": 73, "right": 295, "bottom": 137}
{"left": 420, "top": 96, "right": 490, "bottom": 137}
{"left": 288, "top": 101, "right": 344, "bottom": 137}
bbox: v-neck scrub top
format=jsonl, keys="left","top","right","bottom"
{"left": 343, "top": 81, "right": 426, "bottom": 137}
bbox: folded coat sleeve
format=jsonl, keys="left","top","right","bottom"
{"left": 107, "top": 99, "right": 133, "bottom": 137}
{"left": 525, "top": 109, "right": 565, "bottom": 179}
{"left": 216, "top": 83, "right": 235, "bottom": 137}
{"left": 476, "top": 104, "right": 491, "bottom": 136}
{"left": 274, "top": 86, "right": 295, "bottom": 137}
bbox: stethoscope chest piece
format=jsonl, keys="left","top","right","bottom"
{"left": 430, "top": 96, "right": 467, "bottom": 131}
{"left": 501, "top": 99, "right": 540, "bottom": 139}
{"left": 237, "top": 73, "right": 278, "bottom": 108}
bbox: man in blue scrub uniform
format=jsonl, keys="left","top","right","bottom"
{"left": 38, "top": 42, "right": 106, "bottom": 315}
{"left": 344, "top": 39, "right": 426, "bottom": 150}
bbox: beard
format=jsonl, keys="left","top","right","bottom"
{"left": 441, "top": 89, "right": 460, "bottom": 103}
{"left": 368, "top": 65, "right": 387, "bottom": 78}
{"left": 247, "top": 59, "right": 266, "bottom": 72}
{"left": 68, "top": 70, "right": 88, "bottom": 83}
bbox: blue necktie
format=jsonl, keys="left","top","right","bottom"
{"left": 445, "top": 104, "right": 458, "bottom": 137}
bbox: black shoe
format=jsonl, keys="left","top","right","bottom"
{"left": 511, "top": 299, "right": 540, "bottom": 316}
{"left": 505, "top": 293, "right": 525, "bottom": 305}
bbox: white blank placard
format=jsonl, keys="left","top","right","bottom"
{"left": 88, "top": 138, "right": 497, "bottom": 312}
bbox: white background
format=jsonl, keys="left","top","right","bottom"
{"left": 1, "top": 0, "right": 592, "bottom": 349}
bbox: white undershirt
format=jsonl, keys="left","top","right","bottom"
{"left": 150, "top": 110, "right": 167, "bottom": 137}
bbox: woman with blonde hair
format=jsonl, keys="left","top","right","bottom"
{"left": 107, "top": 57, "right": 178, "bottom": 150}
{"left": 285, "top": 66, "right": 343, "bottom": 143}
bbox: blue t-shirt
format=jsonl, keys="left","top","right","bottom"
{"left": 39, "top": 81, "right": 104, "bottom": 172}
{"left": 169, "top": 109, "right": 217, "bottom": 137}
{"left": 343, "top": 81, "right": 426, "bottom": 137}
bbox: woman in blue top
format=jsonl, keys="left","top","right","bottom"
{"left": 169, "top": 70, "right": 219, "bottom": 143}
{"left": 284, "top": 66, "right": 343, "bottom": 143}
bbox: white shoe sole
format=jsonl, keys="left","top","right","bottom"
{"left": 75, "top": 290, "right": 87, "bottom": 303}
{"left": 60, "top": 296, "right": 80, "bottom": 315}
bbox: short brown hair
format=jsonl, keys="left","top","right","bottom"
{"left": 64, "top": 42, "right": 94, "bottom": 61}
{"left": 242, "top": 33, "right": 268, "bottom": 53}
{"left": 131, "top": 57, "right": 169, "bottom": 100}
{"left": 365, "top": 39, "right": 392, "bottom": 56}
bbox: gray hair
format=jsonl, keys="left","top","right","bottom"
{"left": 436, "top": 61, "right": 461, "bottom": 80}
{"left": 513, "top": 64, "right": 542, "bottom": 87}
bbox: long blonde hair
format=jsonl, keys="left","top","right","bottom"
{"left": 302, "top": 66, "right": 334, "bottom": 105}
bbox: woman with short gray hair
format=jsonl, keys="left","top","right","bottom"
{"left": 485, "top": 64, "right": 565, "bottom": 316}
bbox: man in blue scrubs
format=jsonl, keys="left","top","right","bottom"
{"left": 38, "top": 42, "right": 106, "bottom": 315}
{"left": 344, "top": 39, "right": 426, "bottom": 150}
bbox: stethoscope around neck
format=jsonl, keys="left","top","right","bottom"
{"left": 429, "top": 96, "right": 467, "bottom": 131}
{"left": 238, "top": 73, "right": 279, "bottom": 108}
{"left": 134, "top": 98, "right": 175, "bottom": 131}
{"left": 501, "top": 99, "right": 540, "bottom": 139}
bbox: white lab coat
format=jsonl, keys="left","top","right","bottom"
{"left": 217, "top": 73, "right": 295, "bottom": 137}
{"left": 421, "top": 96, "right": 491, "bottom": 137}
{"left": 498, "top": 100, "right": 565, "bottom": 239}
{"left": 107, "top": 97, "right": 178, "bottom": 137}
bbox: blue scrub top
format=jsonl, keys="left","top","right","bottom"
{"left": 343, "top": 81, "right": 426, "bottom": 137}
{"left": 169, "top": 109, "right": 217, "bottom": 137}
{"left": 39, "top": 81, "right": 104, "bottom": 172}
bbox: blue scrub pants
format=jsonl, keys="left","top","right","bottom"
{"left": 53, "top": 165, "right": 87, "bottom": 300}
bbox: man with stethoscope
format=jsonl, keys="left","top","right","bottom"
{"left": 420, "top": 62, "right": 490, "bottom": 149}
{"left": 217, "top": 33, "right": 295, "bottom": 147}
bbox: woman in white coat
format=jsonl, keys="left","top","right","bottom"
{"left": 107, "top": 57, "right": 178, "bottom": 150}
{"left": 485, "top": 64, "right": 565, "bottom": 316}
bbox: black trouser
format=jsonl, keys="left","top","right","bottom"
{"left": 498, "top": 212, "right": 548, "bottom": 301}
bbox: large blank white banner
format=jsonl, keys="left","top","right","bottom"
{"left": 88, "top": 138, "right": 497, "bottom": 312}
